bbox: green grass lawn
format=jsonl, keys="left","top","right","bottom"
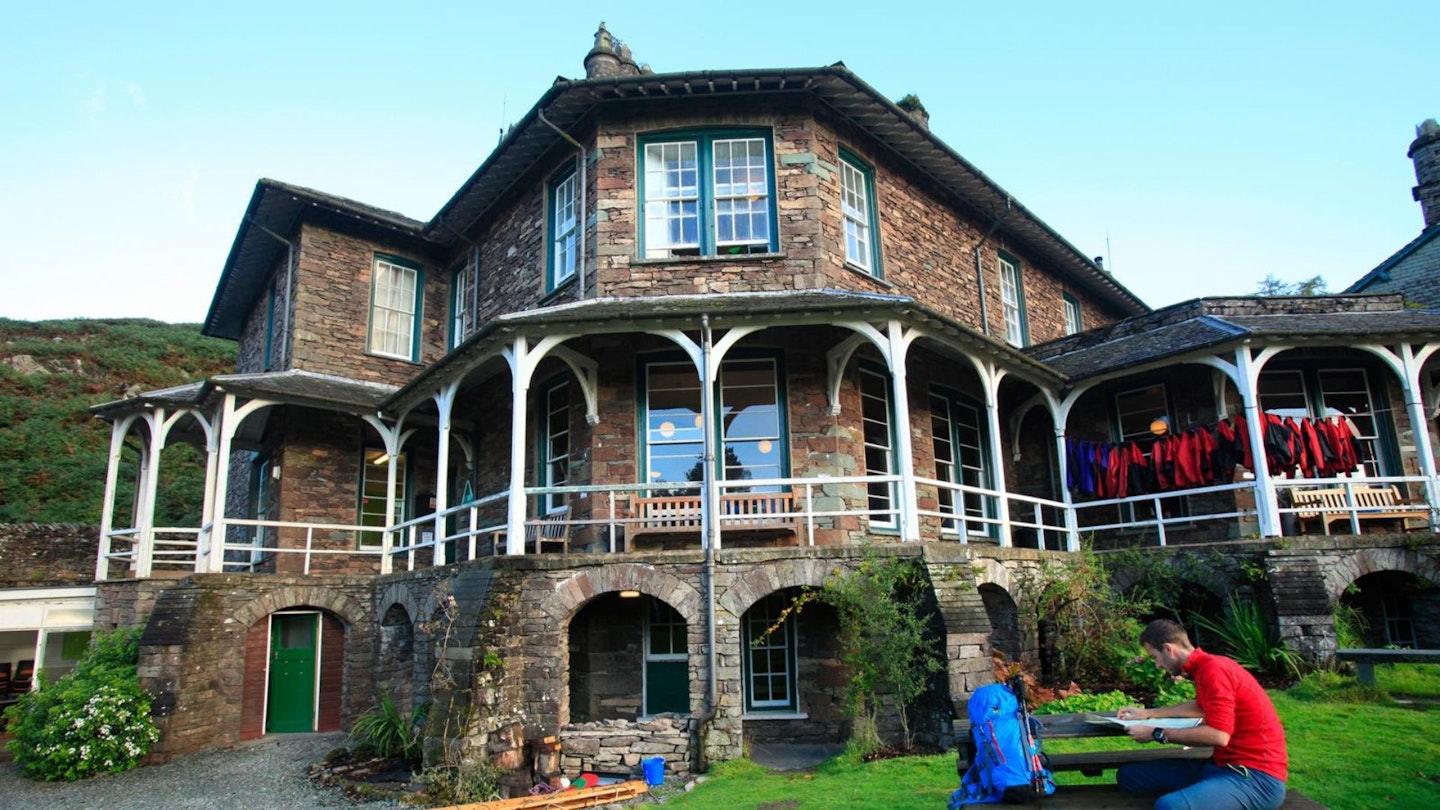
{"left": 665, "top": 668, "right": 1440, "bottom": 810}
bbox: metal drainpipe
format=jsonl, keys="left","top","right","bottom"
{"left": 537, "top": 109, "right": 589, "bottom": 299}
{"left": 698, "top": 313, "right": 719, "bottom": 769}
{"left": 972, "top": 197, "right": 1013, "bottom": 340}
{"left": 246, "top": 219, "right": 294, "bottom": 368}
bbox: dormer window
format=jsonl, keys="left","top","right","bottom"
{"left": 640, "top": 130, "right": 776, "bottom": 258}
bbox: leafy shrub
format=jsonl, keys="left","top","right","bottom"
{"left": 420, "top": 761, "right": 505, "bottom": 805}
{"left": 1121, "top": 655, "right": 1197, "bottom": 706}
{"left": 349, "top": 692, "right": 426, "bottom": 763}
{"left": 1016, "top": 545, "right": 1149, "bottom": 686}
{"left": 1332, "top": 601, "right": 1369, "bottom": 649}
{"left": 1195, "top": 596, "right": 1301, "bottom": 680}
{"left": 1033, "top": 690, "right": 1136, "bottom": 715}
{"left": 4, "top": 629, "right": 159, "bottom": 781}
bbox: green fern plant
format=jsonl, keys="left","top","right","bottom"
{"left": 1195, "top": 596, "right": 1301, "bottom": 680}
{"left": 349, "top": 692, "right": 426, "bottom": 763}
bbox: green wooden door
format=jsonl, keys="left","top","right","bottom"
{"left": 266, "top": 613, "right": 318, "bottom": 733}
{"left": 644, "top": 599, "right": 689, "bottom": 715}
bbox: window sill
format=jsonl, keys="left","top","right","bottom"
{"left": 365, "top": 351, "right": 423, "bottom": 366}
{"left": 743, "top": 711, "right": 808, "bottom": 721}
{"left": 844, "top": 262, "right": 891, "bottom": 287}
{"left": 541, "top": 276, "right": 578, "bottom": 305}
{"left": 630, "top": 252, "right": 787, "bottom": 267}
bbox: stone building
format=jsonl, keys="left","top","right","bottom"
{"left": 88, "top": 28, "right": 1440, "bottom": 777}
{"left": 1346, "top": 118, "right": 1440, "bottom": 306}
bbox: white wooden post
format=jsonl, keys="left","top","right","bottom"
{"left": 1235, "top": 346, "right": 1280, "bottom": 537}
{"left": 96, "top": 415, "right": 136, "bottom": 581}
{"left": 886, "top": 321, "right": 922, "bottom": 542}
{"left": 433, "top": 382, "right": 459, "bottom": 567}
{"left": 971, "top": 358, "right": 1011, "bottom": 546}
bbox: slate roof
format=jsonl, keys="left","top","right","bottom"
{"left": 92, "top": 370, "right": 397, "bottom": 419}
{"left": 205, "top": 62, "right": 1151, "bottom": 340}
{"left": 383, "top": 289, "right": 1065, "bottom": 414}
{"left": 1345, "top": 221, "right": 1440, "bottom": 294}
{"left": 1028, "top": 294, "right": 1440, "bottom": 380}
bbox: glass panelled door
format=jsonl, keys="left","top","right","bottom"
{"left": 266, "top": 612, "right": 318, "bottom": 733}
{"left": 643, "top": 598, "right": 688, "bottom": 715}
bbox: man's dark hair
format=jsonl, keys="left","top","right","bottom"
{"left": 1139, "top": 618, "right": 1191, "bottom": 650}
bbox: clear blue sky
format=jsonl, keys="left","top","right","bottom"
{"left": 2, "top": 2, "right": 1435, "bottom": 323}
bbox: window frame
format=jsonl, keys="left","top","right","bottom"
{"left": 1257, "top": 365, "right": 1396, "bottom": 477}
{"left": 858, "top": 363, "right": 898, "bottom": 530}
{"left": 357, "top": 446, "right": 408, "bottom": 549}
{"left": 637, "top": 350, "right": 790, "bottom": 493}
{"left": 539, "top": 377, "right": 571, "bottom": 514}
{"left": 741, "top": 592, "right": 799, "bottom": 713}
{"left": 547, "top": 165, "right": 580, "bottom": 293}
{"left": 929, "top": 388, "right": 992, "bottom": 538}
{"left": 998, "top": 251, "right": 1028, "bottom": 347}
{"left": 449, "top": 256, "right": 478, "bottom": 350}
{"left": 637, "top": 129, "right": 779, "bottom": 259}
{"left": 838, "top": 146, "right": 882, "bottom": 276}
{"left": 368, "top": 253, "right": 424, "bottom": 362}
{"left": 1063, "top": 292, "right": 1082, "bottom": 336}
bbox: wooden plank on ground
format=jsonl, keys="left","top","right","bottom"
{"left": 433, "top": 779, "right": 649, "bottom": 810}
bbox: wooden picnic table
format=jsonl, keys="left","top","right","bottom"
{"left": 955, "top": 711, "right": 1328, "bottom": 808}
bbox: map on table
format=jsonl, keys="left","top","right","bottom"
{"left": 1085, "top": 715, "right": 1203, "bottom": 729}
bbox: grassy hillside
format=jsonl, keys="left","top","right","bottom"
{"left": 0, "top": 319, "right": 235, "bottom": 524}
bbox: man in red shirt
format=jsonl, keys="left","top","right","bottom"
{"left": 1115, "top": 619, "right": 1288, "bottom": 810}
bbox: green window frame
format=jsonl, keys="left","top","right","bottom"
{"left": 540, "top": 378, "right": 571, "bottom": 513}
{"left": 638, "top": 351, "right": 789, "bottom": 493}
{"left": 547, "top": 167, "right": 579, "bottom": 292}
{"left": 930, "top": 389, "right": 992, "bottom": 537}
{"left": 1063, "top": 293, "right": 1082, "bottom": 336}
{"left": 369, "top": 254, "right": 424, "bottom": 361}
{"left": 638, "top": 129, "right": 778, "bottom": 259}
{"left": 998, "top": 251, "right": 1028, "bottom": 347}
{"left": 358, "top": 447, "right": 407, "bottom": 548}
{"left": 839, "top": 147, "right": 881, "bottom": 275}
{"left": 742, "top": 592, "right": 798, "bottom": 712}
{"left": 858, "top": 364, "right": 898, "bottom": 529}
{"left": 450, "top": 257, "right": 478, "bottom": 349}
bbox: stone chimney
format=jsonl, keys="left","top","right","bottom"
{"left": 1411, "top": 118, "right": 1440, "bottom": 229}
{"left": 584, "top": 22, "right": 642, "bottom": 79}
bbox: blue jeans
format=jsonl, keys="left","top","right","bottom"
{"left": 1117, "top": 760, "right": 1286, "bottom": 810}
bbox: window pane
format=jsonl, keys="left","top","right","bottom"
{"left": 371, "top": 259, "right": 417, "bottom": 359}
{"left": 1000, "top": 258, "right": 1023, "bottom": 346}
{"left": 859, "top": 368, "right": 895, "bottom": 525}
{"left": 359, "top": 449, "right": 406, "bottom": 547}
{"left": 713, "top": 138, "right": 770, "bottom": 248}
{"left": 645, "top": 142, "right": 700, "bottom": 257}
{"left": 842, "top": 158, "right": 872, "bottom": 270}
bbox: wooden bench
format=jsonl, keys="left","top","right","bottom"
{"left": 985, "top": 784, "right": 1327, "bottom": 808}
{"left": 1291, "top": 484, "right": 1429, "bottom": 534}
{"left": 1335, "top": 647, "right": 1440, "bottom": 685}
{"left": 627, "top": 492, "right": 800, "bottom": 541}
{"left": 492, "top": 506, "right": 571, "bottom": 555}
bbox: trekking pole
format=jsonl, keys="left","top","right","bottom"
{"left": 1009, "top": 676, "right": 1046, "bottom": 794}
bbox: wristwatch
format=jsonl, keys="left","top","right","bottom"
{"left": 1152, "top": 728, "right": 1169, "bottom": 744}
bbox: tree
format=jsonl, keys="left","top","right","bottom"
{"left": 1255, "top": 274, "right": 1327, "bottom": 296}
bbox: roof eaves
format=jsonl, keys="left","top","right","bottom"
{"left": 1344, "top": 221, "right": 1440, "bottom": 293}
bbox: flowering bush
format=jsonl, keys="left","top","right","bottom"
{"left": 4, "top": 628, "right": 160, "bottom": 781}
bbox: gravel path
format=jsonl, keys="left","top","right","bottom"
{"left": 0, "top": 732, "right": 392, "bottom": 810}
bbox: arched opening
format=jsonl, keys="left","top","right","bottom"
{"left": 1339, "top": 571, "right": 1438, "bottom": 648}
{"left": 378, "top": 603, "right": 415, "bottom": 711}
{"left": 567, "top": 593, "right": 689, "bottom": 722}
{"left": 1132, "top": 581, "right": 1225, "bottom": 650}
{"left": 740, "top": 588, "right": 845, "bottom": 746}
{"left": 241, "top": 607, "right": 345, "bottom": 738}
{"left": 979, "top": 583, "right": 1021, "bottom": 662}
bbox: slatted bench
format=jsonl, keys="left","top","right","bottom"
{"left": 627, "top": 491, "right": 800, "bottom": 542}
{"left": 1291, "top": 485, "right": 1429, "bottom": 534}
{"left": 1335, "top": 647, "right": 1440, "bottom": 685}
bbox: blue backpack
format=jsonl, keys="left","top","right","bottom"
{"left": 949, "top": 681, "right": 1055, "bottom": 806}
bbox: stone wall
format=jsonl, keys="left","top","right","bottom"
{"left": 132, "top": 573, "right": 375, "bottom": 761}
{"left": 559, "top": 716, "right": 693, "bottom": 781}
{"left": 289, "top": 223, "right": 446, "bottom": 385}
{"left": 0, "top": 524, "right": 96, "bottom": 587}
